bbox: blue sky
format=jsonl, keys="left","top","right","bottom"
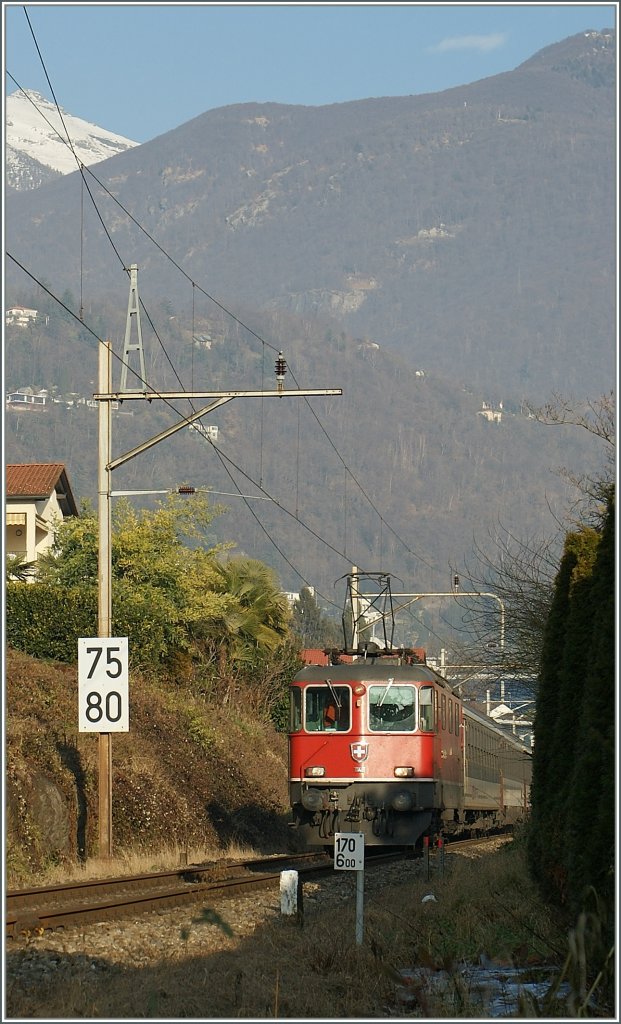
{"left": 4, "top": 3, "right": 618, "bottom": 142}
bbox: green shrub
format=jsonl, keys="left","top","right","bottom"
{"left": 6, "top": 583, "right": 97, "bottom": 662}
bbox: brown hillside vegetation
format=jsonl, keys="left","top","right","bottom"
{"left": 5, "top": 648, "right": 292, "bottom": 885}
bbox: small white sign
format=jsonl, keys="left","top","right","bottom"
{"left": 78, "top": 637, "right": 129, "bottom": 732}
{"left": 334, "top": 831, "right": 365, "bottom": 871}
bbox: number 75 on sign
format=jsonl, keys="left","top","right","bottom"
{"left": 78, "top": 637, "right": 129, "bottom": 733}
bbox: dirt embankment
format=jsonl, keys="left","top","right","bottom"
{"left": 6, "top": 648, "right": 293, "bottom": 884}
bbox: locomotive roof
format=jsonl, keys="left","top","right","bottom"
{"left": 293, "top": 663, "right": 445, "bottom": 684}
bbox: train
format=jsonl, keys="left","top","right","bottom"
{"left": 287, "top": 571, "right": 532, "bottom": 851}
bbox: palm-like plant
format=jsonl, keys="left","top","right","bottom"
{"left": 6, "top": 553, "right": 37, "bottom": 582}
{"left": 215, "top": 557, "right": 291, "bottom": 663}
{"left": 212, "top": 557, "right": 294, "bottom": 715}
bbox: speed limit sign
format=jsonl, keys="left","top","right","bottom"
{"left": 78, "top": 637, "right": 129, "bottom": 732}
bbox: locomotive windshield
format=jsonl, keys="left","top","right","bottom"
{"left": 304, "top": 685, "right": 351, "bottom": 732}
{"left": 369, "top": 684, "right": 416, "bottom": 732}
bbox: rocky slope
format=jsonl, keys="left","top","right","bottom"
{"left": 6, "top": 648, "right": 292, "bottom": 883}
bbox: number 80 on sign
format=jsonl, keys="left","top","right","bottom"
{"left": 78, "top": 637, "right": 129, "bottom": 732}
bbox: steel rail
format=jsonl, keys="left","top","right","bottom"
{"left": 6, "top": 839, "right": 506, "bottom": 938}
{"left": 5, "top": 852, "right": 330, "bottom": 938}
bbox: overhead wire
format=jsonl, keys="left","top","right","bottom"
{"left": 8, "top": 68, "right": 437, "bottom": 575}
{"left": 78, "top": 151, "right": 438, "bottom": 574}
{"left": 8, "top": 33, "right": 441, "bottom": 581}
{"left": 7, "top": 70, "right": 347, "bottom": 579}
{"left": 7, "top": 69, "right": 181, "bottom": 387}
{"left": 6, "top": 253, "right": 348, "bottom": 607}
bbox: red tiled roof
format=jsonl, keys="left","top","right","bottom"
{"left": 5, "top": 463, "right": 79, "bottom": 516}
{"left": 301, "top": 649, "right": 330, "bottom": 666}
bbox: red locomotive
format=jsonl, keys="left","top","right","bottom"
{"left": 288, "top": 571, "right": 532, "bottom": 850}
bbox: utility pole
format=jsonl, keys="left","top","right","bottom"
{"left": 119, "top": 264, "right": 146, "bottom": 393}
{"left": 94, "top": 267, "right": 342, "bottom": 858}
{"left": 97, "top": 341, "right": 113, "bottom": 858}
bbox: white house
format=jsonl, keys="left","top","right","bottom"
{"left": 283, "top": 586, "right": 315, "bottom": 608}
{"left": 5, "top": 305, "right": 39, "bottom": 327}
{"left": 478, "top": 401, "right": 503, "bottom": 423}
{"left": 6, "top": 387, "right": 49, "bottom": 410}
{"left": 5, "top": 463, "right": 79, "bottom": 574}
{"left": 189, "top": 422, "right": 219, "bottom": 442}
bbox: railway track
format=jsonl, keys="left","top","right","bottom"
{"left": 6, "top": 836, "right": 505, "bottom": 939}
{"left": 5, "top": 852, "right": 332, "bottom": 939}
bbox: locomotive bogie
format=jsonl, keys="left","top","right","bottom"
{"left": 289, "top": 779, "right": 435, "bottom": 846}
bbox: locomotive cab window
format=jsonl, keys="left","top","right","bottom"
{"left": 290, "top": 686, "right": 302, "bottom": 733}
{"left": 304, "top": 685, "right": 350, "bottom": 732}
{"left": 419, "top": 686, "right": 435, "bottom": 732}
{"left": 369, "top": 683, "right": 415, "bottom": 732}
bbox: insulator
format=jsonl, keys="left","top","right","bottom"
{"left": 275, "top": 352, "right": 287, "bottom": 378}
{"left": 178, "top": 486, "right": 196, "bottom": 495}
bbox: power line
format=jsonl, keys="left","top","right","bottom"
{"left": 7, "top": 55, "right": 441, "bottom": 582}
{"left": 77, "top": 155, "right": 438, "bottom": 574}
{"left": 6, "top": 254, "right": 347, "bottom": 606}
{"left": 9, "top": 71, "right": 435, "bottom": 574}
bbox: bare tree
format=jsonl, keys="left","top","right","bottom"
{"left": 449, "top": 523, "right": 563, "bottom": 691}
{"left": 451, "top": 392, "right": 615, "bottom": 692}
{"left": 527, "top": 391, "right": 615, "bottom": 525}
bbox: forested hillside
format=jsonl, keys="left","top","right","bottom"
{"left": 5, "top": 294, "right": 605, "bottom": 626}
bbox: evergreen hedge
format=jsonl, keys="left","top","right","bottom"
{"left": 6, "top": 583, "right": 97, "bottom": 663}
{"left": 528, "top": 491, "right": 615, "bottom": 926}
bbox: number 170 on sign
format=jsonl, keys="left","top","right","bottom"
{"left": 78, "top": 637, "right": 129, "bottom": 732}
{"left": 334, "top": 832, "right": 364, "bottom": 870}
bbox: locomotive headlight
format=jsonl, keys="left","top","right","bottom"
{"left": 304, "top": 766, "right": 326, "bottom": 777}
{"left": 391, "top": 790, "right": 413, "bottom": 811}
{"left": 394, "top": 766, "right": 415, "bottom": 778}
{"left": 301, "top": 789, "right": 324, "bottom": 811}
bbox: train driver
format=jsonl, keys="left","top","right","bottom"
{"left": 323, "top": 702, "right": 338, "bottom": 729}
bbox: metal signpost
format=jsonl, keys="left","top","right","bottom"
{"left": 334, "top": 831, "right": 365, "bottom": 944}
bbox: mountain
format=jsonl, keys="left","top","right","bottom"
{"left": 5, "top": 89, "right": 138, "bottom": 192}
{"left": 3, "top": 32, "right": 615, "bottom": 620}
{"left": 4, "top": 32, "right": 615, "bottom": 403}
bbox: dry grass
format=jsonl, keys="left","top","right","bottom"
{"left": 11, "top": 839, "right": 261, "bottom": 888}
{"left": 7, "top": 839, "right": 602, "bottom": 1019}
{"left": 6, "top": 648, "right": 613, "bottom": 1016}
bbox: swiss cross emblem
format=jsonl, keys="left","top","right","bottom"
{"left": 350, "top": 741, "right": 368, "bottom": 762}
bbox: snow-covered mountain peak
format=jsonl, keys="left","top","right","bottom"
{"left": 6, "top": 88, "right": 139, "bottom": 189}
